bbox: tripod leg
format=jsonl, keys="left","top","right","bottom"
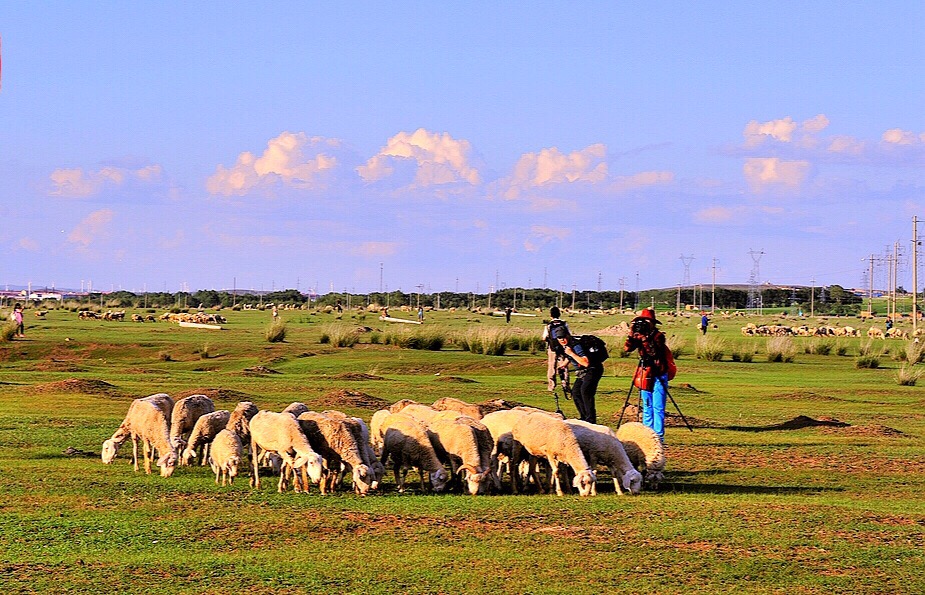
{"left": 666, "top": 388, "right": 694, "bottom": 432}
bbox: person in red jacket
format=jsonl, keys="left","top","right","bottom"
{"left": 623, "top": 308, "right": 669, "bottom": 442}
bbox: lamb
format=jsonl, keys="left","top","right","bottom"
{"left": 248, "top": 410, "right": 324, "bottom": 493}
{"left": 170, "top": 394, "right": 215, "bottom": 451}
{"left": 432, "top": 397, "right": 483, "bottom": 420}
{"left": 564, "top": 420, "right": 642, "bottom": 495}
{"left": 208, "top": 428, "right": 243, "bottom": 486}
{"left": 378, "top": 412, "right": 449, "bottom": 493}
{"left": 102, "top": 393, "right": 174, "bottom": 465}
{"left": 181, "top": 410, "right": 231, "bottom": 466}
{"left": 510, "top": 411, "right": 596, "bottom": 497}
{"left": 615, "top": 422, "right": 666, "bottom": 490}
{"left": 297, "top": 411, "right": 374, "bottom": 495}
{"left": 428, "top": 416, "right": 492, "bottom": 495}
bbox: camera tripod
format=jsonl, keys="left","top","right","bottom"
{"left": 616, "top": 360, "right": 693, "bottom": 432}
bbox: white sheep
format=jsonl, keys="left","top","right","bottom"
{"left": 226, "top": 401, "right": 259, "bottom": 444}
{"left": 481, "top": 408, "right": 534, "bottom": 493}
{"left": 248, "top": 410, "right": 324, "bottom": 493}
{"left": 428, "top": 416, "right": 492, "bottom": 495}
{"left": 281, "top": 402, "right": 310, "bottom": 418}
{"left": 378, "top": 412, "right": 449, "bottom": 493}
{"left": 297, "top": 411, "right": 373, "bottom": 495}
{"left": 170, "top": 394, "right": 216, "bottom": 451}
{"left": 181, "top": 410, "right": 231, "bottom": 466}
{"left": 510, "top": 411, "right": 596, "bottom": 497}
{"left": 432, "top": 397, "right": 483, "bottom": 420}
{"left": 564, "top": 419, "right": 642, "bottom": 495}
{"left": 388, "top": 399, "right": 418, "bottom": 413}
{"left": 322, "top": 410, "right": 385, "bottom": 491}
{"left": 369, "top": 408, "right": 391, "bottom": 452}
{"left": 397, "top": 403, "right": 441, "bottom": 425}
{"left": 615, "top": 422, "right": 666, "bottom": 490}
{"left": 101, "top": 393, "right": 175, "bottom": 475}
{"left": 208, "top": 428, "right": 243, "bottom": 486}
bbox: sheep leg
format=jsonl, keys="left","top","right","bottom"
{"left": 131, "top": 433, "right": 140, "bottom": 472}
{"left": 250, "top": 439, "right": 261, "bottom": 489}
{"left": 201, "top": 442, "right": 210, "bottom": 466}
{"left": 142, "top": 440, "right": 153, "bottom": 475}
{"left": 611, "top": 466, "right": 624, "bottom": 496}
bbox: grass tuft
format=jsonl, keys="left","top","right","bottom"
{"left": 266, "top": 321, "right": 287, "bottom": 343}
{"left": 895, "top": 364, "right": 923, "bottom": 385}
{"left": 695, "top": 335, "right": 725, "bottom": 361}
{"left": 766, "top": 336, "right": 796, "bottom": 363}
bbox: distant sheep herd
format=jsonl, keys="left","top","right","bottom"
{"left": 741, "top": 323, "right": 923, "bottom": 339}
{"left": 101, "top": 394, "right": 666, "bottom": 497}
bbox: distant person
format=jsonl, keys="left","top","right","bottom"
{"left": 885, "top": 317, "right": 893, "bottom": 332}
{"left": 13, "top": 303, "right": 24, "bottom": 338}
{"left": 417, "top": 306, "right": 424, "bottom": 322}
{"left": 505, "top": 306, "right": 512, "bottom": 323}
{"left": 272, "top": 305, "right": 279, "bottom": 320}
{"left": 543, "top": 307, "right": 570, "bottom": 392}
{"left": 336, "top": 300, "right": 343, "bottom": 313}
{"left": 700, "top": 312, "right": 709, "bottom": 335}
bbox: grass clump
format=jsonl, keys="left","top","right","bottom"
{"left": 855, "top": 354, "right": 881, "bottom": 369}
{"left": 457, "top": 327, "right": 510, "bottom": 356}
{"left": 384, "top": 328, "right": 446, "bottom": 350}
{"left": 809, "top": 339, "right": 834, "bottom": 356}
{"left": 730, "top": 344, "right": 754, "bottom": 362}
{"left": 0, "top": 323, "right": 17, "bottom": 342}
{"left": 766, "top": 336, "right": 796, "bottom": 363}
{"left": 667, "top": 336, "right": 686, "bottom": 358}
{"left": 895, "top": 364, "right": 923, "bottom": 385}
{"left": 318, "top": 324, "right": 356, "bottom": 347}
{"left": 835, "top": 342, "right": 849, "bottom": 356}
{"left": 695, "top": 335, "right": 725, "bottom": 361}
{"left": 266, "top": 321, "right": 287, "bottom": 343}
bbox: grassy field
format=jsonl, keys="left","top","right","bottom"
{"left": 1, "top": 306, "right": 923, "bottom": 594}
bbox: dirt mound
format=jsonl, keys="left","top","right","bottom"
{"left": 174, "top": 388, "right": 260, "bottom": 403}
{"left": 725, "top": 415, "right": 850, "bottom": 432}
{"left": 30, "top": 361, "right": 86, "bottom": 373}
{"left": 435, "top": 376, "right": 477, "bottom": 383}
{"left": 33, "top": 378, "right": 122, "bottom": 396}
{"left": 332, "top": 372, "right": 386, "bottom": 381}
{"left": 318, "top": 389, "right": 390, "bottom": 411}
{"left": 243, "top": 366, "right": 280, "bottom": 375}
{"left": 821, "top": 424, "right": 905, "bottom": 437}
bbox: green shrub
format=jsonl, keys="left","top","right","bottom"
{"left": 835, "top": 343, "right": 849, "bottom": 356}
{"left": 0, "top": 323, "right": 16, "bottom": 342}
{"left": 369, "top": 332, "right": 381, "bottom": 344}
{"left": 766, "top": 336, "right": 796, "bottom": 363}
{"left": 730, "top": 344, "right": 753, "bottom": 362}
{"left": 266, "top": 321, "right": 287, "bottom": 343}
{"left": 457, "top": 327, "right": 510, "bottom": 356}
{"left": 812, "top": 340, "right": 834, "bottom": 356}
{"left": 695, "top": 335, "right": 725, "bottom": 361}
{"left": 319, "top": 324, "right": 356, "bottom": 347}
{"left": 855, "top": 354, "right": 880, "bottom": 369}
{"left": 895, "top": 364, "right": 923, "bottom": 386}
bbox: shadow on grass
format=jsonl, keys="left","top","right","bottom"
{"left": 722, "top": 415, "right": 849, "bottom": 432}
{"left": 660, "top": 481, "right": 843, "bottom": 496}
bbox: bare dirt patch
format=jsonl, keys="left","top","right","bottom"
{"left": 331, "top": 372, "right": 387, "bottom": 381}
{"left": 242, "top": 365, "right": 280, "bottom": 376}
{"left": 434, "top": 375, "right": 477, "bottom": 383}
{"left": 820, "top": 424, "right": 905, "bottom": 437}
{"left": 32, "top": 378, "right": 122, "bottom": 397}
{"left": 317, "top": 389, "right": 390, "bottom": 410}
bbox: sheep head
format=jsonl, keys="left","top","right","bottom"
{"left": 101, "top": 439, "right": 119, "bottom": 464}
{"left": 170, "top": 436, "right": 188, "bottom": 451}
{"left": 572, "top": 468, "right": 597, "bottom": 497}
{"left": 644, "top": 470, "right": 664, "bottom": 491}
{"left": 370, "top": 460, "right": 385, "bottom": 490}
{"left": 181, "top": 447, "right": 197, "bottom": 466}
{"left": 158, "top": 451, "right": 178, "bottom": 477}
{"left": 294, "top": 451, "right": 324, "bottom": 484}
{"left": 352, "top": 464, "right": 373, "bottom": 495}
{"left": 429, "top": 467, "right": 449, "bottom": 493}
{"left": 461, "top": 465, "right": 488, "bottom": 496}
{"left": 622, "top": 469, "right": 643, "bottom": 495}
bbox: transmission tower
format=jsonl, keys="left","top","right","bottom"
{"left": 747, "top": 249, "right": 765, "bottom": 310}
{"left": 679, "top": 254, "right": 694, "bottom": 288}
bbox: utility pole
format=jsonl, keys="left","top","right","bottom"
{"left": 571, "top": 284, "right": 576, "bottom": 310}
{"left": 676, "top": 284, "right": 681, "bottom": 314}
{"left": 379, "top": 263, "right": 383, "bottom": 293}
{"left": 867, "top": 254, "right": 876, "bottom": 315}
{"left": 711, "top": 258, "right": 717, "bottom": 313}
{"left": 913, "top": 216, "right": 920, "bottom": 334}
{"left": 619, "top": 276, "right": 626, "bottom": 311}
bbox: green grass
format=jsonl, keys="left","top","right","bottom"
{"left": 2, "top": 307, "right": 924, "bottom": 593}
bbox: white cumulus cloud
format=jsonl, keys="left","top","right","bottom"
{"left": 743, "top": 158, "right": 810, "bottom": 193}
{"left": 50, "top": 165, "right": 161, "bottom": 197}
{"left": 503, "top": 144, "right": 607, "bottom": 199}
{"left": 67, "top": 209, "right": 114, "bottom": 247}
{"left": 357, "top": 128, "right": 481, "bottom": 189}
{"left": 523, "top": 224, "right": 571, "bottom": 252}
{"left": 207, "top": 132, "right": 342, "bottom": 196}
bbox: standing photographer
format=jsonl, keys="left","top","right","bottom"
{"left": 543, "top": 307, "right": 570, "bottom": 392}
{"left": 553, "top": 324, "right": 602, "bottom": 423}
{"left": 623, "top": 308, "right": 670, "bottom": 442}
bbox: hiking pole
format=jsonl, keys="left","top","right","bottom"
{"left": 665, "top": 386, "right": 694, "bottom": 432}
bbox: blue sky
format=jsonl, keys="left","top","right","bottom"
{"left": 2, "top": 3, "right": 923, "bottom": 295}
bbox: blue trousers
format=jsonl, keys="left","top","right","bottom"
{"left": 640, "top": 374, "right": 668, "bottom": 440}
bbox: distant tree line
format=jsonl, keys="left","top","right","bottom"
{"left": 64, "top": 284, "right": 864, "bottom": 315}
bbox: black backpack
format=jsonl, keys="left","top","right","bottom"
{"left": 576, "top": 334, "right": 609, "bottom": 366}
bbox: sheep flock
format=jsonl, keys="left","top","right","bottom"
{"left": 101, "top": 394, "right": 666, "bottom": 496}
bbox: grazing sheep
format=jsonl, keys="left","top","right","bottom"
{"left": 616, "top": 422, "right": 666, "bottom": 490}
{"left": 378, "top": 412, "right": 449, "bottom": 493}
{"left": 432, "top": 397, "right": 483, "bottom": 420}
{"left": 248, "top": 410, "right": 324, "bottom": 493}
{"left": 102, "top": 393, "right": 177, "bottom": 477}
{"left": 397, "top": 403, "right": 441, "bottom": 425}
{"left": 369, "top": 408, "right": 391, "bottom": 452}
{"left": 181, "top": 410, "right": 231, "bottom": 466}
{"left": 429, "top": 416, "right": 493, "bottom": 495}
{"left": 226, "top": 401, "right": 259, "bottom": 444}
{"left": 510, "top": 412, "right": 596, "bottom": 497}
{"left": 481, "top": 408, "right": 540, "bottom": 493}
{"left": 208, "top": 428, "right": 243, "bottom": 486}
{"left": 282, "top": 402, "right": 310, "bottom": 418}
{"left": 170, "top": 394, "right": 216, "bottom": 451}
{"left": 322, "top": 410, "right": 385, "bottom": 491}
{"left": 564, "top": 419, "right": 642, "bottom": 495}
{"left": 297, "top": 411, "right": 373, "bottom": 495}
{"left": 388, "top": 399, "right": 418, "bottom": 413}
{"left": 102, "top": 393, "right": 174, "bottom": 465}
{"left": 868, "top": 326, "right": 885, "bottom": 339}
